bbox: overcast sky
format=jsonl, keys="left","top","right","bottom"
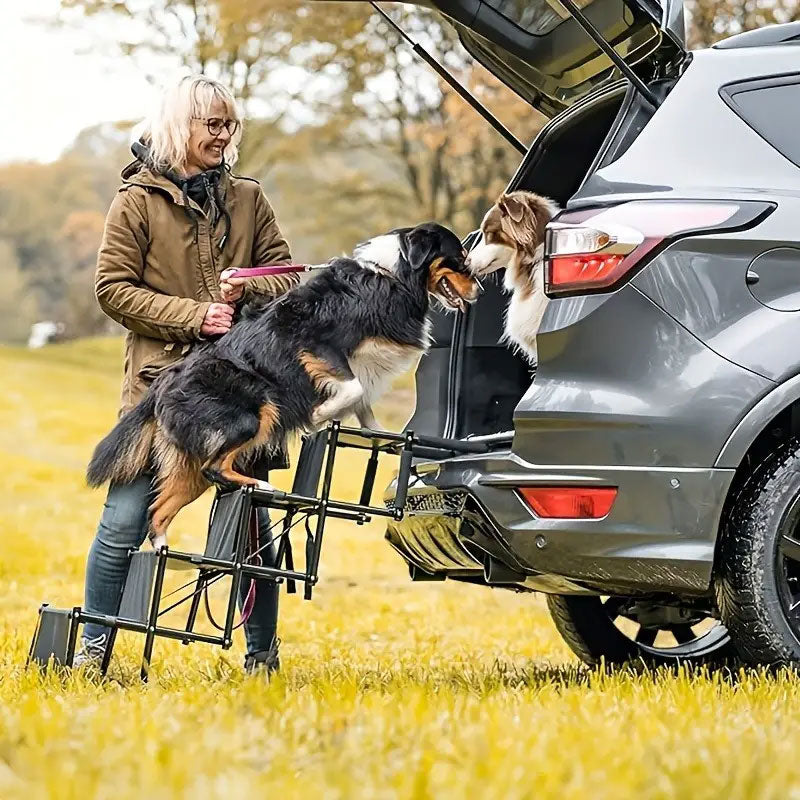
{"left": 1, "top": 0, "right": 176, "bottom": 164}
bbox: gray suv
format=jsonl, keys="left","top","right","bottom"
{"left": 378, "top": 1, "right": 800, "bottom": 665}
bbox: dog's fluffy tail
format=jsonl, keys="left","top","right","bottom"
{"left": 87, "top": 393, "right": 157, "bottom": 487}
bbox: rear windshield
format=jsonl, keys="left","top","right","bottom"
{"left": 446, "top": 0, "right": 663, "bottom": 117}
{"left": 482, "top": 0, "right": 592, "bottom": 36}
{"left": 723, "top": 75, "right": 800, "bottom": 169}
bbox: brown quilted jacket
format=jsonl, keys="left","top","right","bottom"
{"left": 95, "top": 160, "right": 297, "bottom": 414}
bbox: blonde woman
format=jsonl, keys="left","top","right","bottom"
{"left": 75, "top": 75, "right": 296, "bottom": 674}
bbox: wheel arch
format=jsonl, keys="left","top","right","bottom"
{"left": 716, "top": 374, "right": 800, "bottom": 470}
{"left": 713, "top": 375, "right": 800, "bottom": 570}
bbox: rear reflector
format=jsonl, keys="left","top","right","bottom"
{"left": 544, "top": 201, "right": 769, "bottom": 297}
{"left": 518, "top": 486, "right": 617, "bottom": 519}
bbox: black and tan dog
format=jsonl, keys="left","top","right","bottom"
{"left": 87, "top": 222, "right": 478, "bottom": 547}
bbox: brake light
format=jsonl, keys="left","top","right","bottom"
{"left": 550, "top": 253, "right": 625, "bottom": 288}
{"left": 518, "top": 486, "right": 617, "bottom": 519}
{"left": 545, "top": 201, "right": 752, "bottom": 297}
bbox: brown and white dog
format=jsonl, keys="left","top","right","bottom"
{"left": 465, "top": 191, "right": 558, "bottom": 366}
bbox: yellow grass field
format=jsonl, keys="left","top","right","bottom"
{"left": 4, "top": 339, "right": 800, "bottom": 800}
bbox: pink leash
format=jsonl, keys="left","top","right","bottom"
{"left": 204, "top": 509, "right": 260, "bottom": 630}
{"left": 237, "top": 510, "right": 261, "bottom": 628}
{"left": 227, "top": 264, "right": 324, "bottom": 279}
{"left": 223, "top": 261, "right": 326, "bottom": 623}
{"left": 217, "top": 263, "right": 322, "bottom": 623}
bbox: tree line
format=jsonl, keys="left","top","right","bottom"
{"left": 0, "top": 0, "right": 793, "bottom": 341}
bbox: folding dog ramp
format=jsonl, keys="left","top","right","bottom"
{"left": 28, "top": 422, "right": 487, "bottom": 680}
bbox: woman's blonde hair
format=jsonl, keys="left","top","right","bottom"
{"left": 139, "top": 75, "right": 243, "bottom": 173}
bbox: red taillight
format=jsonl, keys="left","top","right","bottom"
{"left": 518, "top": 486, "right": 617, "bottom": 519}
{"left": 549, "top": 253, "right": 625, "bottom": 288}
{"left": 545, "top": 201, "right": 752, "bottom": 297}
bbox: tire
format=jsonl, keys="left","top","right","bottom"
{"left": 547, "top": 594, "right": 737, "bottom": 667}
{"left": 715, "top": 437, "right": 800, "bottom": 664}
{"left": 547, "top": 595, "right": 636, "bottom": 665}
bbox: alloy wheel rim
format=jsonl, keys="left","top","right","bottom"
{"left": 775, "top": 493, "right": 800, "bottom": 639}
{"left": 600, "top": 596, "right": 731, "bottom": 659}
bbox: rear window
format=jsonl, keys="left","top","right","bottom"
{"left": 722, "top": 75, "right": 800, "bottom": 168}
{"left": 482, "top": 0, "right": 592, "bottom": 36}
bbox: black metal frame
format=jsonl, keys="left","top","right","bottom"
{"left": 28, "top": 422, "right": 488, "bottom": 680}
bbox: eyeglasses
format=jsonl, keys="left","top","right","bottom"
{"left": 192, "top": 117, "right": 240, "bottom": 137}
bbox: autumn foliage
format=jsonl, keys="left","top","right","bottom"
{"left": 0, "top": 0, "right": 795, "bottom": 341}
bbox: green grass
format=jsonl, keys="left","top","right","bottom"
{"left": 3, "top": 338, "right": 800, "bottom": 799}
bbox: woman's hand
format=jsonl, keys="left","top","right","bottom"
{"left": 201, "top": 302, "right": 234, "bottom": 336}
{"left": 219, "top": 269, "right": 247, "bottom": 303}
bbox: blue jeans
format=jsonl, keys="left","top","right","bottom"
{"left": 83, "top": 473, "right": 280, "bottom": 655}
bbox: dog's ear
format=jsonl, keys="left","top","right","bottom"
{"left": 402, "top": 229, "right": 437, "bottom": 271}
{"left": 526, "top": 194, "right": 557, "bottom": 246}
{"left": 499, "top": 194, "right": 526, "bottom": 224}
{"left": 499, "top": 192, "right": 556, "bottom": 248}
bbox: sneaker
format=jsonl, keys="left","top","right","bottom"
{"left": 72, "top": 634, "right": 107, "bottom": 670}
{"left": 244, "top": 637, "right": 281, "bottom": 676}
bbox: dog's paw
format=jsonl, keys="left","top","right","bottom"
{"left": 202, "top": 468, "right": 240, "bottom": 492}
{"left": 149, "top": 533, "right": 168, "bottom": 551}
{"left": 310, "top": 408, "right": 328, "bottom": 427}
{"left": 299, "top": 422, "right": 323, "bottom": 437}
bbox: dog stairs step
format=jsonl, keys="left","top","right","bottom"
{"left": 28, "top": 605, "right": 79, "bottom": 668}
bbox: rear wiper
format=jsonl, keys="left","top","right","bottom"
{"left": 369, "top": 1, "right": 527, "bottom": 155}
{"left": 559, "top": 0, "right": 659, "bottom": 109}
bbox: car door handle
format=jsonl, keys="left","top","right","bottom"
{"left": 746, "top": 269, "right": 760, "bottom": 285}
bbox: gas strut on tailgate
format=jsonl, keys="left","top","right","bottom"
{"left": 369, "top": 1, "right": 527, "bottom": 155}
{"left": 558, "top": 0, "right": 660, "bottom": 108}
{"left": 373, "top": 0, "right": 661, "bottom": 126}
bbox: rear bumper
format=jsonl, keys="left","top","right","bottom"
{"left": 385, "top": 451, "right": 735, "bottom": 594}
{"left": 389, "top": 256, "right": 768, "bottom": 595}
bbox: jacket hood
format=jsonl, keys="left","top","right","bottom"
{"left": 121, "top": 139, "right": 232, "bottom": 249}
{"left": 120, "top": 139, "right": 153, "bottom": 181}
{"left": 120, "top": 141, "right": 199, "bottom": 207}
{"left": 121, "top": 140, "right": 229, "bottom": 198}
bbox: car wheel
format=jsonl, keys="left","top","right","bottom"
{"left": 716, "top": 438, "right": 800, "bottom": 664}
{"left": 547, "top": 594, "right": 736, "bottom": 667}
